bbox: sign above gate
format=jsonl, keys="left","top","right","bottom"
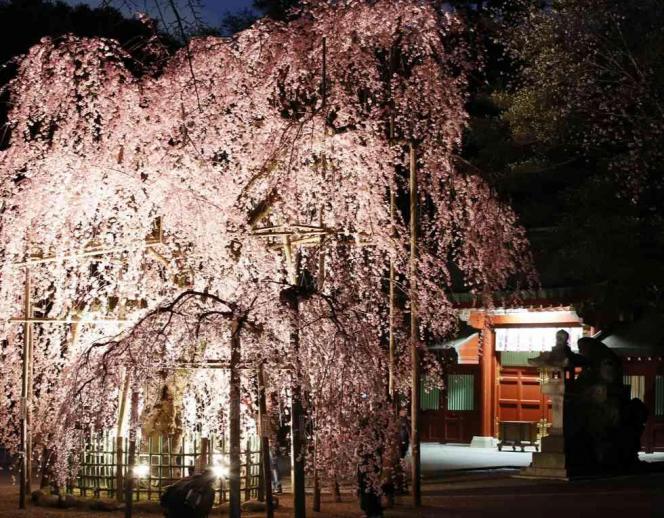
{"left": 495, "top": 327, "right": 583, "bottom": 352}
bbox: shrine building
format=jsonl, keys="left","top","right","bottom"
{"left": 420, "top": 294, "right": 664, "bottom": 452}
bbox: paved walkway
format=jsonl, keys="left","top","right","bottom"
{"left": 420, "top": 443, "right": 664, "bottom": 476}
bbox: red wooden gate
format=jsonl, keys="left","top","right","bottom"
{"left": 496, "top": 362, "right": 551, "bottom": 428}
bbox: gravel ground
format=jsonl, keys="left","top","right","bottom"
{"left": 2, "top": 470, "right": 664, "bottom": 517}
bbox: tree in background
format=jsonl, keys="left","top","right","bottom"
{"left": 498, "top": 0, "right": 664, "bottom": 324}
{"left": 0, "top": 0, "right": 180, "bottom": 152}
{"left": 440, "top": 0, "right": 664, "bottom": 325}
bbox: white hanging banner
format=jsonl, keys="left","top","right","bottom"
{"left": 494, "top": 327, "right": 583, "bottom": 352}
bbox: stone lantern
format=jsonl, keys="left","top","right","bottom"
{"left": 521, "top": 330, "right": 571, "bottom": 479}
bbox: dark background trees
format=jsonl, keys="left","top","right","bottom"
{"left": 446, "top": 0, "right": 664, "bottom": 326}
{"left": 0, "top": 0, "right": 181, "bottom": 149}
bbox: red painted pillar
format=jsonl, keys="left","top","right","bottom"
{"left": 480, "top": 328, "right": 495, "bottom": 438}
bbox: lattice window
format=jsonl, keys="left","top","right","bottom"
{"left": 623, "top": 375, "right": 646, "bottom": 401}
{"left": 447, "top": 374, "right": 474, "bottom": 411}
{"left": 655, "top": 376, "right": 664, "bottom": 417}
{"left": 420, "top": 377, "right": 440, "bottom": 411}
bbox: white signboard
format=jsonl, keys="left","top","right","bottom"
{"left": 494, "top": 327, "right": 583, "bottom": 352}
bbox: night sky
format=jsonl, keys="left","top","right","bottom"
{"left": 66, "top": 0, "right": 256, "bottom": 28}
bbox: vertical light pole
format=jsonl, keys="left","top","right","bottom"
{"left": 409, "top": 142, "right": 421, "bottom": 507}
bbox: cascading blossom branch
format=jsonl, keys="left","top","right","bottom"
{"left": 0, "top": 0, "right": 531, "bottom": 483}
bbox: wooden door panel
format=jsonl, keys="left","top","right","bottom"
{"left": 497, "top": 366, "right": 548, "bottom": 427}
{"left": 420, "top": 365, "right": 481, "bottom": 443}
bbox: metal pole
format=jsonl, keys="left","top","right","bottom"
{"left": 19, "top": 268, "right": 31, "bottom": 509}
{"left": 409, "top": 142, "right": 421, "bottom": 507}
{"left": 257, "top": 364, "right": 274, "bottom": 518}
{"left": 229, "top": 319, "right": 242, "bottom": 518}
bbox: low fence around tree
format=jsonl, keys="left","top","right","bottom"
{"left": 66, "top": 432, "right": 263, "bottom": 503}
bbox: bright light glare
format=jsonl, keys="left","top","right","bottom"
{"left": 212, "top": 464, "right": 228, "bottom": 478}
{"left": 133, "top": 464, "right": 150, "bottom": 478}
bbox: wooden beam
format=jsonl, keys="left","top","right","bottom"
{"left": 466, "top": 310, "right": 581, "bottom": 329}
{"left": 8, "top": 318, "right": 129, "bottom": 324}
{"left": 487, "top": 312, "right": 582, "bottom": 326}
{"left": 11, "top": 237, "right": 163, "bottom": 268}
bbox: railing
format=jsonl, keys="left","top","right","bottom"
{"left": 67, "top": 432, "right": 263, "bottom": 504}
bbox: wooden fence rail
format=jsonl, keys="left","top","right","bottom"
{"left": 67, "top": 432, "right": 262, "bottom": 504}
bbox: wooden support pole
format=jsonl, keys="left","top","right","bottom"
{"left": 388, "top": 188, "right": 396, "bottom": 399}
{"left": 124, "top": 389, "right": 139, "bottom": 518}
{"left": 199, "top": 437, "right": 210, "bottom": 472}
{"left": 409, "top": 143, "right": 421, "bottom": 507}
{"left": 283, "top": 237, "right": 306, "bottom": 518}
{"left": 388, "top": 55, "right": 396, "bottom": 402}
{"left": 244, "top": 439, "right": 252, "bottom": 502}
{"left": 19, "top": 269, "right": 31, "bottom": 509}
{"left": 26, "top": 303, "right": 34, "bottom": 498}
{"left": 229, "top": 319, "right": 242, "bottom": 518}
{"left": 313, "top": 227, "right": 324, "bottom": 514}
{"left": 257, "top": 364, "right": 274, "bottom": 518}
{"left": 115, "top": 374, "right": 130, "bottom": 501}
{"left": 290, "top": 305, "right": 306, "bottom": 518}
{"left": 312, "top": 436, "right": 320, "bottom": 512}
